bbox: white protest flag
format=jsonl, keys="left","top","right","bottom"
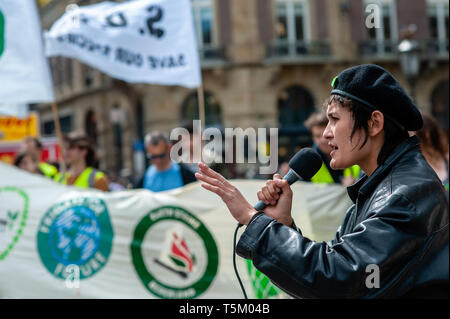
{"left": 45, "top": 0, "right": 202, "bottom": 88}
{"left": 0, "top": 0, "right": 54, "bottom": 103}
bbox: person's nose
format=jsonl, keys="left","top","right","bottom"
{"left": 323, "top": 123, "right": 333, "bottom": 140}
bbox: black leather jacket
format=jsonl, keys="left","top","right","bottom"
{"left": 236, "top": 136, "right": 449, "bottom": 298}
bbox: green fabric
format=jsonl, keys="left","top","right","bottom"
{"left": 39, "top": 162, "right": 58, "bottom": 178}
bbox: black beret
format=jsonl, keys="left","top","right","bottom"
{"left": 330, "top": 64, "right": 423, "bottom": 131}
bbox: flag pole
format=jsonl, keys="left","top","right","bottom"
{"left": 195, "top": 85, "right": 205, "bottom": 163}
{"left": 197, "top": 85, "right": 205, "bottom": 133}
{"left": 51, "top": 101, "right": 67, "bottom": 174}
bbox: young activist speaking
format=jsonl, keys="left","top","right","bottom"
{"left": 195, "top": 64, "right": 448, "bottom": 298}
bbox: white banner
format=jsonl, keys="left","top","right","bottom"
{"left": 0, "top": 0, "right": 54, "bottom": 103}
{"left": 45, "top": 0, "right": 202, "bottom": 88}
{"left": 0, "top": 162, "right": 352, "bottom": 299}
{"left": 0, "top": 104, "right": 29, "bottom": 118}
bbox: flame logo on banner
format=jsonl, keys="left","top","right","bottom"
{"left": 154, "top": 232, "right": 196, "bottom": 279}
{"left": 170, "top": 233, "right": 195, "bottom": 272}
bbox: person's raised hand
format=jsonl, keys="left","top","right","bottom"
{"left": 195, "top": 162, "right": 257, "bottom": 225}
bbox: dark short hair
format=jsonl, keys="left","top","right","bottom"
{"left": 144, "top": 131, "right": 169, "bottom": 147}
{"left": 65, "top": 133, "right": 96, "bottom": 167}
{"left": 25, "top": 136, "right": 42, "bottom": 150}
{"left": 304, "top": 111, "right": 329, "bottom": 131}
{"left": 14, "top": 151, "right": 29, "bottom": 167}
{"left": 326, "top": 94, "right": 409, "bottom": 165}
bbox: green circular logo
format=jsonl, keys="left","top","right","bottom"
{"left": 131, "top": 206, "right": 219, "bottom": 299}
{"left": 37, "top": 197, "right": 113, "bottom": 280}
{"left": 0, "top": 187, "right": 29, "bottom": 261}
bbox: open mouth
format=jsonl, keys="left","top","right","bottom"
{"left": 329, "top": 142, "right": 338, "bottom": 150}
{"left": 329, "top": 143, "right": 338, "bottom": 156}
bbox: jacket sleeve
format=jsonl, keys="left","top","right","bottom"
{"left": 236, "top": 193, "right": 432, "bottom": 298}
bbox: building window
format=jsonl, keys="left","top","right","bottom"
{"left": 277, "top": 85, "right": 315, "bottom": 164}
{"left": 42, "top": 115, "right": 72, "bottom": 136}
{"left": 191, "top": 0, "right": 222, "bottom": 60}
{"left": 49, "top": 57, "right": 73, "bottom": 88}
{"left": 110, "top": 105, "right": 126, "bottom": 172}
{"left": 427, "top": 0, "right": 449, "bottom": 54}
{"left": 273, "top": 0, "right": 311, "bottom": 56}
{"left": 362, "top": 0, "right": 398, "bottom": 55}
{"left": 82, "top": 64, "right": 94, "bottom": 88}
{"left": 181, "top": 91, "right": 222, "bottom": 128}
{"left": 277, "top": 85, "right": 314, "bottom": 128}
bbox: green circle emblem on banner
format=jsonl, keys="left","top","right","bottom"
{"left": 131, "top": 206, "right": 219, "bottom": 299}
{"left": 37, "top": 197, "right": 114, "bottom": 280}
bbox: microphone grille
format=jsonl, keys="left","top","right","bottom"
{"left": 288, "top": 148, "right": 323, "bottom": 180}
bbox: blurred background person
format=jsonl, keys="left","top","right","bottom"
{"left": 304, "top": 111, "right": 360, "bottom": 186}
{"left": 139, "top": 131, "right": 196, "bottom": 192}
{"left": 13, "top": 151, "right": 42, "bottom": 175}
{"left": 107, "top": 171, "right": 126, "bottom": 192}
{"left": 415, "top": 113, "right": 449, "bottom": 191}
{"left": 21, "top": 136, "right": 58, "bottom": 179}
{"left": 54, "top": 133, "right": 109, "bottom": 191}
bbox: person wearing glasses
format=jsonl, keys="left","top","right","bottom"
{"left": 141, "top": 131, "right": 196, "bottom": 192}
{"left": 54, "top": 133, "right": 109, "bottom": 191}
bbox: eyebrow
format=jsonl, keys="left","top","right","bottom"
{"left": 327, "top": 112, "right": 339, "bottom": 117}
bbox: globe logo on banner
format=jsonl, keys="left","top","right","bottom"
{"left": 0, "top": 8, "right": 5, "bottom": 58}
{"left": 131, "top": 206, "right": 219, "bottom": 299}
{"left": 37, "top": 198, "right": 113, "bottom": 280}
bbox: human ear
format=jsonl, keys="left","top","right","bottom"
{"left": 368, "top": 111, "right": 384, "bottom": 136}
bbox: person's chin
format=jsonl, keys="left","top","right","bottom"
{"left": 330, "top": 158, "right": 343, "bottom": 170}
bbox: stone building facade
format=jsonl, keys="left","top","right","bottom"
{"left": 37, "top": 0, "right": 449, "bottom": 180}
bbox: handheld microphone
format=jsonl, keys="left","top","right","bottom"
{"left": 233, "top": 147, "right": 322, "bottom": 299}
{"left": 253, "top": 147, "right": 323, "bottom": 211}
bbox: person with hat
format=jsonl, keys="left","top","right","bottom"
{"left": 196, "top": 64, "right": 448, "bottom": 298}
{"left": 54, "top": 133, "right": 109, "bottom": 191}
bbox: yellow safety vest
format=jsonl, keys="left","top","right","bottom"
{"left": 39, "top": 162, "right": 58, "bottom": 179}
{"left": 310, "top": 163, "right": 360, "bottom": 184}
{"left": 54, "top": 167, "right": 105, "bottom": 189}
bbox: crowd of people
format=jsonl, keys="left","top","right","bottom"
{"left": 11, "top": 111, "right": 449, "bottom": 194}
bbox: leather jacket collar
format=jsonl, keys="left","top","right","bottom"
{"left": 347, "top": 136, "right": 421, "bottom": 203}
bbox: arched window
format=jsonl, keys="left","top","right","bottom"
{"left": 277, "top": 85, "right": 315, "bottom": 128}
{"left": 84, "top": 109, "right": 97, "bottom": 145}
{"left": 181, "top": 91, "right": 222, "bottom": 128}
{"left": 431, "top": 80, "right": 449, "bottom": 131}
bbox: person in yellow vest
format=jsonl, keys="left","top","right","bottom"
{"left": 55, "top": 133, "right": 109, "bottom": 191}
{"left": 304, "top": 111, "right": 360, "bottom": 186}
{"left": 22, "top": 136, "right": 59, "bottom": 179}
